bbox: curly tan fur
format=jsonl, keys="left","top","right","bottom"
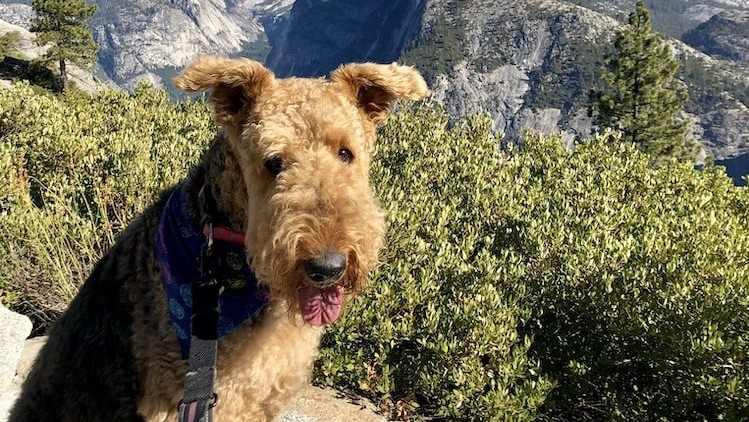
{"left": 9, "top": 57, "right": 428, "bottom": 422}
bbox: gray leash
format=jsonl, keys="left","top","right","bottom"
{"left": 178, "top": 223, "right": 222, "bottom": 422}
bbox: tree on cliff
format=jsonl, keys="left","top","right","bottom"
{"left": 0, "top": 31, "right": 21, "bottom": 61}
{"left": 590, "top": 1, "right": 697, "bottom": 164}
{"left": 31, "top": 0, "right": 98, "bottom": 90}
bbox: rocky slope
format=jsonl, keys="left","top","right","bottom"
{"left": 569, "top": 0, "right": 749, "bottom": 37}
{"left": 683, "top": 10, "right": 749, "bottom": 63}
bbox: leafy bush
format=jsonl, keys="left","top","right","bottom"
{"left": 497, "top": 134, "right": 749, "bottom": 420}
{"left": 0, "top": 82, "right": 213, "bottom": 324}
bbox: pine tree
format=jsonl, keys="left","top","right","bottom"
{"left": 591, "top": 1, "right": 696, "bottom": 164}
{"left": 31, "top": 0, "right": 98, "bottom": 90}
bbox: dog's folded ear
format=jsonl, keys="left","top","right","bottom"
{"left": 174, "top": 56, "right": 275, "bottom": 125}
{"left": 331, "top": 63, "right": 430, "bottom": 125}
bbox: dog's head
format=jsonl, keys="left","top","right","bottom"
{"left": 174, "top": 57, "right": 429, "bottom": 325}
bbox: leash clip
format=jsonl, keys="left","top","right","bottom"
{"left": 200, "top": 222, "right": 215, "bottom": 278}
{"left": 178, "top": 393, "right": 218, "bottom": 422}
{"left": 206, "top": 222, "right": 214, "bottom": 250}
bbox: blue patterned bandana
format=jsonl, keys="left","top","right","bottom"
{"left": 155, "top": 187, "right": 269, "bottom": 359}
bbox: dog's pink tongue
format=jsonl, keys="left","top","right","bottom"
{"left": 299, "top": 285, "right": 344, "bottom": 326}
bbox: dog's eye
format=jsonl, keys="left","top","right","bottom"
{"left": 338, "top": 148, "right": 354, "bottom": 164}
{"left": 264, "top": 156, "right": 283, "bottom": 176}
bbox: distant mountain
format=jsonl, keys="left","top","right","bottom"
{"left": 0, "top": 0, "right": 747, "bottom": 183}
{"left": 0, "top": 1, "right": 31, "bottom": 28}
{"left": 265, "top": 0, "right": 748, "bottom": 183}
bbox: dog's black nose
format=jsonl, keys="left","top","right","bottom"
{"left": 303, "top": 250, "right": 346, "bottom": 285}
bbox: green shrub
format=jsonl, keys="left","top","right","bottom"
{"left": 0, "top": 82, "right": 213, "bottom": 323}
{"left": 494, "top": 133, "right": 749, "bottom": 420}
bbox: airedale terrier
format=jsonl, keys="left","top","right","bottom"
{"left": 9, "top": 56, "right": 428, "bottom": 421}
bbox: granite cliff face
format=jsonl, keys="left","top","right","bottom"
{"left": 0, "top": 0, "right": 293, "bottom": 90}
{"left": 437, "top": 1, "right": 748, "bottom": 158}
{"left": 420, "top": 1, "right": 619, "bottom": 146}
{"left": 91, "top": 0, "right": 290, "bottom": 90}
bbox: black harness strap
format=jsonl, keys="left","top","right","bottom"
{"left": 178, "top": 186, "right": 225, "bottom": 422}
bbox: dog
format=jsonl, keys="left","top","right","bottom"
{"left": 9, "top": 56, "right": 428, "bottom": 421}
